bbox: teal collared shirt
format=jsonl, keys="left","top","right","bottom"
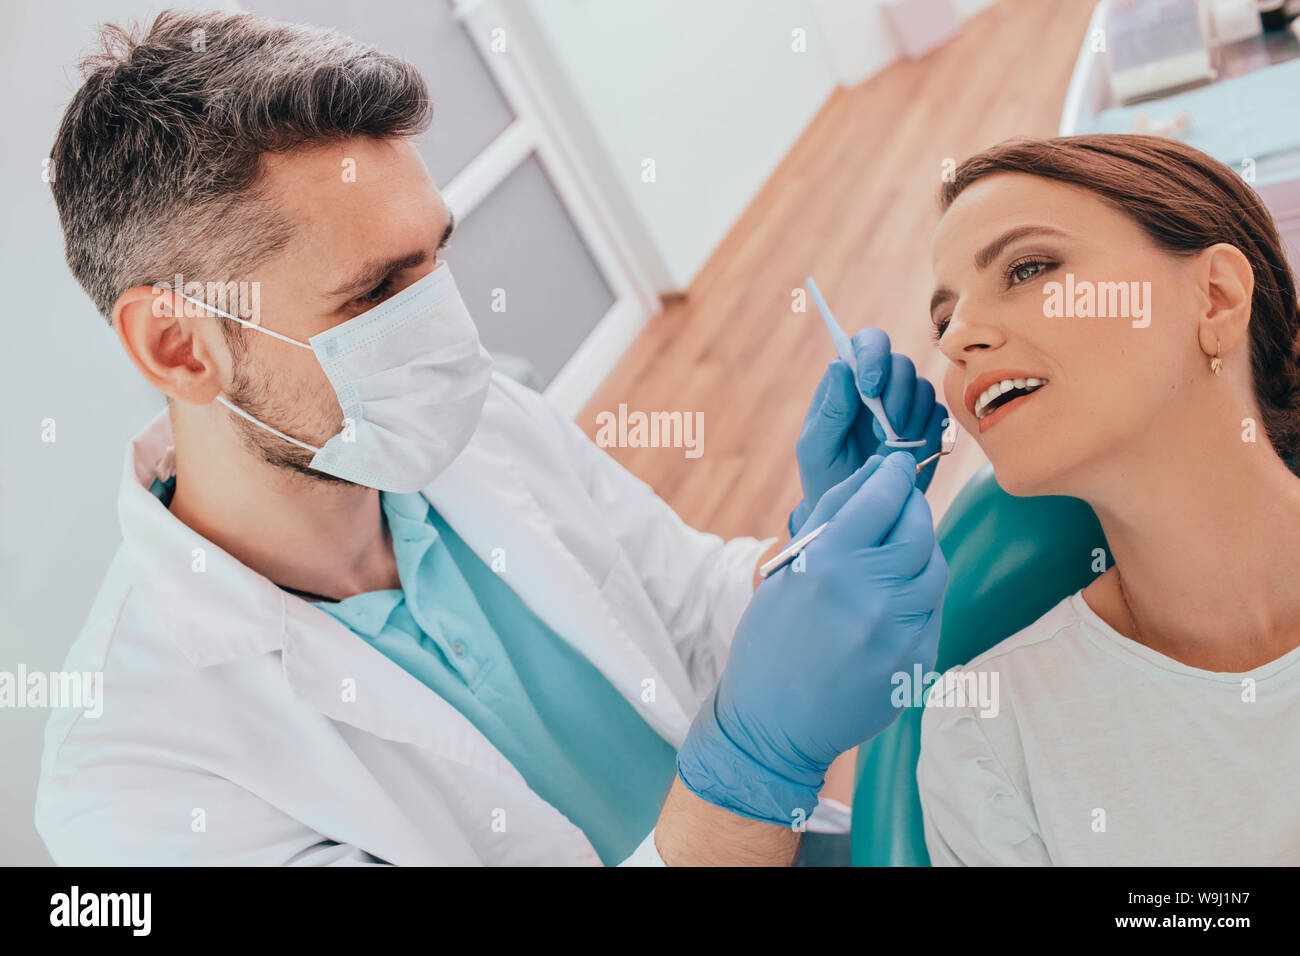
{"left": 149, "top": 476, "right": 677, "bottom": 864}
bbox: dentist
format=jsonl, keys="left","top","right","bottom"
{"left": 36, "top": 10, "right": 947, "bottom": 866}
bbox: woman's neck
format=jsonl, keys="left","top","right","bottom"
{"left": 1083, "top": 431, "right": 1300, "bottom": 672}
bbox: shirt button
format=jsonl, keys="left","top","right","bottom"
{"left": 451, "top": 640, "right": 466, "bottom": 658}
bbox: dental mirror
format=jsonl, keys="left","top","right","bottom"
{"left": 805, "top": 276, "right": 927, "bottom": 448}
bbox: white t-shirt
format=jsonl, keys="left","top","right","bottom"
{"left": 917, "top": 591, "right": 1300, "bottom": 865}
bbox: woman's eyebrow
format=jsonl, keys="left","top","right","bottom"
{"left": 930, "top": 225, "right": 1074, "bottom": 319}
{"left": 974, "top": 225, "right": 1073, "bottom": 270}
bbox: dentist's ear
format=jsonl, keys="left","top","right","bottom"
{"left": 1195, "top": 242, "right": 1254, "bottom": 364}
{"left": 113, "top": 285, "right": 225, "bottom": 403}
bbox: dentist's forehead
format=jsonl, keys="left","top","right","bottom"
{"left": 260, "top": 138, "right": 443, "bottom": 232}
{"left": 255, "top": 138, "right": 448, "bottom": 288}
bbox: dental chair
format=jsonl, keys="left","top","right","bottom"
{"left": 849, "top": 463, "right": 1111, "bottom": 866}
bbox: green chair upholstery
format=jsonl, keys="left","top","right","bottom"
{"left": 849, "top": 463, "right": 1111, "bottom": 866}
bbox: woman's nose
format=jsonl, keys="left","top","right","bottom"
{"left": 938, "top": 303, "right": 1004, "bottom": 361}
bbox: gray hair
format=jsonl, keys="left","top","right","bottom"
{"left": 50, "top": 9, "right": 431, "bottom": 336}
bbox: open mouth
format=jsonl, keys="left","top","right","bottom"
{"left": 974, "top": 377, "right": 1047, "bottom": 421}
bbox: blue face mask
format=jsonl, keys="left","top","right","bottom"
{"left": 181, "top": 261, "right": 494, "bottom": 492}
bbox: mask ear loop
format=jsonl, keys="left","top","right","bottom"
{"left": 175, "top": 292, "right": 315, "bottom": 351}
{"left": 214, "top": 395, "right": 323, "bottom": 454}
{"left": 173, "top": 291, "right": 324, "bottom": 454}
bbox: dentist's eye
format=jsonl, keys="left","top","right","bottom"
{"left": 355, "top": 277, "right": 395, "bottom": 306}
{"left": 1005, "top": 256, "right": 1054, "bottom": 285}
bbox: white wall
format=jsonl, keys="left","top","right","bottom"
{"left": 523, "top": 0, "right": 841, "bottom": 290}
{"left": 0, "top": 0, "right": 233, "bottom": 867}
{"left": 522, "top": 0, "right": 1002, "bottom": 291}
{"left": 811, "top": 0, "right": 907, "bottom": 86}
{"left": 952, "top": 0, "right": 1000, "bottom": 16}
{"left": 813, "top": 0, "right": 1001, "bottom": 83}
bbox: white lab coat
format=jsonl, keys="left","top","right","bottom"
{"left": 34, "top": 373, "right": 777, "bottom": 866}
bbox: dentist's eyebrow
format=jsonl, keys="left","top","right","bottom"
{"left": 974, "top": 225, "right": 1073, "bottom": 270}
{"left": 327, "top": 214, "right": 456, "bottom": 300}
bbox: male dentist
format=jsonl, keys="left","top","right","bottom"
{"left": 35, "top": 10, "right": 948, "bottom": 866}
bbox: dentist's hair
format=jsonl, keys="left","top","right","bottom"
{"left": 940, "top": 135, "right": 1300, "bottom": 460}
{"left": 49, "top": 9, "right": 431, "bottom": 337}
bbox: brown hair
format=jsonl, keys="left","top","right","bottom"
{"left": 940, "top": 134, "right": 1300, "bottom": 460}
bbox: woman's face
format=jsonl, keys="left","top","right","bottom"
{"left": 930, "top": 172, "right": 1207, "bottom": 497}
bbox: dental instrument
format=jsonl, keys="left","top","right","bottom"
{"left": 758, "top": 442, "right": 952, "bottom": 579}
{"left": 759, "top": 439, "right": 951, "bottom": 580}
{"left": 805, "top": 277, "right": 926, "bottom": 448}
{"left": 760, "top": 285, "right": 959, "bottom": 580}
{"left": 759, "top": 519, "right": 830, "bottom": 579}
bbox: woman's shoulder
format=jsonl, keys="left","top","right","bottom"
{"left": 919, "top": 583, "right": 1116, "bottom": 724}
{"left": 960, "top": 587, "right": 1099, "bottom": 673}
{"left": 916, "top": 593, "right": 1094, "bottom": 807}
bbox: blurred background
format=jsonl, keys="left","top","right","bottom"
{"left": 4, "top": 0, "right": 1299, "bottom": 864}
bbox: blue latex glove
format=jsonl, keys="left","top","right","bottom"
{"left": 790, "top": 329, "right": 947, "bottom": 535}
{"left": 676, "top": 451, "right": 946, "bottom": 826}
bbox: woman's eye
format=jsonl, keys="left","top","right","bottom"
{"left": 931, "top": 316, "right": 950, "bottom": 343}
{"left": 1007, "top": 258, "right": 1053, "bottom": 285}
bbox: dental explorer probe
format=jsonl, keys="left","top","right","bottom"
{"left": 757, "top": 453, "right": 946, "bottom": 580}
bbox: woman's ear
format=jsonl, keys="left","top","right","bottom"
{"left": 1195, "top": 243, "right": 1254, "bottom": 361}
{"left": 113, "top": 285, "right": 225, "bottom": 403}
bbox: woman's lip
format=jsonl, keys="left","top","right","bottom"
{"left": 963, "top": 369, "right": 1048, "bottom": 418}
{"left": 977, "top": 384, "right": 1045, "bottom": 433}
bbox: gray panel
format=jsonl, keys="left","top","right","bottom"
{"left": 444, "top": 154, "right": 615, "bottom": 387}
{"left": 247, "top": 0, "right": 515, "bottom": 183}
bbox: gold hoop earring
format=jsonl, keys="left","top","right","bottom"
{"left": 1210, "top": 340, "right": 1222, "bottom": 375}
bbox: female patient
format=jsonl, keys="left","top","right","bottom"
{"left": 916, "top": 134, "right": 1300, "bottom": 865}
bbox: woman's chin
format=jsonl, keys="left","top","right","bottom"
{"left": 987, "top": 459, "right": 1066, "bottom": 499}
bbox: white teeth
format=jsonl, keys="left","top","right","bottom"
{"left": 974, "top": 377, "right": 1048, "bottom": 419}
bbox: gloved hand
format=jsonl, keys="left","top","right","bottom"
{"left": 676, "top": 451, "right": 946, "bottom": 826}
{"left": 790, "top": 329, "right": 947, "bottom": 535}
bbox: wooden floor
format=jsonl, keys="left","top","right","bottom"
{"left": 578, "top": 0, "right": 1095, "bottom": 544}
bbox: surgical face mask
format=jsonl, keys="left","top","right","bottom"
{"left": 180, "top": 261, "right": 494, "bottom": 493}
